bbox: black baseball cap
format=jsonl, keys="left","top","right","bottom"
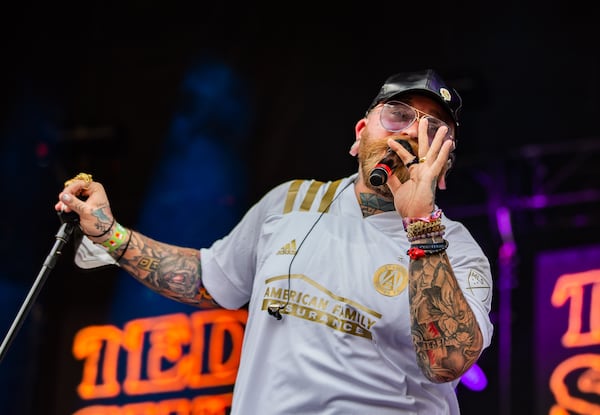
{"left": 367, "top": 69, "right": 462, "bottom": 126}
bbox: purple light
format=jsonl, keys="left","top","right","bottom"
{"left": 529, "top": 194, "right": 549, "bottom": 209}
{"left": 499, "top": 241, "right": 516, "bottom": 260}
{"left": 460, "top": 363, "right": 488, "bottom": 391}
{"left": 495, "top": 207, "right": 513, "bottom": 240}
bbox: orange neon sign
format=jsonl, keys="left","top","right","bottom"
{"left": 552, "top": 270, "right": 600, "bottom": 348}
{"left": 71, "top": 394, "right": 234, "bottom": 415}
{"left": 548, "top": 269, "right": 600, "bottom": 414}
{"left": 71, "top": 309, "right": 247, "bottom": 414}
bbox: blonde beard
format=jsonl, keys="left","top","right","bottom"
{"left": 357, "top": 131, "right": 412, "bottom": 200}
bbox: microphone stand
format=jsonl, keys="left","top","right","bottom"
{"left": 0, "top": 211, "right": 79, "bottom": 364}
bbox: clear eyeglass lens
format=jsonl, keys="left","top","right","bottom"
{"left": 380, "top": 102, "right": 415, "bottom": 132}
{"left": 424, "top": 117, "right": 452, "bottom": 144}
{"left": 381, "top": 101, "right": 453, "bottom": 144}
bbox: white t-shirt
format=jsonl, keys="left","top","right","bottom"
{"left": 201, "top": 173, "right": 494, "bottom": 415}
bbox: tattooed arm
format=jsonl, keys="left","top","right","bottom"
{"left": 356, "top": 190, "right": 484, "bottom": 382}
{"left": 408, "top": 248, "right": 483, "bottom": 383}
{"left": 109, "top": 229, "right": 219, "bottom": 308}
{"left": 56, "top": 178, "right": 220, "bottom": 309}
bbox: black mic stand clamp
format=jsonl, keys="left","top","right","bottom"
{"left": 0, "top": 211, "right": 80, "bottom": 364}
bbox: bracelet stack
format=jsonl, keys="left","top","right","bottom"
{"left": 404, "top": 209, "right": 449, "bottom": 260}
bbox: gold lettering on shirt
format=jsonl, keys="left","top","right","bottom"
{"left": 263, "top": 275, "right": 382, "bottom": 340}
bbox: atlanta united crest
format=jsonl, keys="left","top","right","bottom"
{"left": 373, "top": 264, "right": 408, "bottom": 297}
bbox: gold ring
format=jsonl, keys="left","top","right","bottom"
{"left": 419, "top": 157, "right": 427, "bottom": 163}
{"left": 64, "top": 172, "right": 93, "bottom": 189}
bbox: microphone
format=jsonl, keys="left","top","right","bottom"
{"left": 369, "top": 139, "right": 415, "bottom": 186}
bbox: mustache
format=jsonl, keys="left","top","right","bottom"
{"left": 390, "top": 138, "right": 417, "bottom": 157}
{"left": 369, "top": 137, "right": 417, "bottom": 158}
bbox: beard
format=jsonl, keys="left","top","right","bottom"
{"left": 357, "top": 131, "right": 413, "bottom": 200}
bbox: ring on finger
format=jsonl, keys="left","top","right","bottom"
{"left": 64, "top": 172, "right": 93, "bottom": 189}
{"left": 405, "top": 157, "right": 420, "bottom": 169}
{"left": 419, "top": 157, "right": 427, "bottom": 163}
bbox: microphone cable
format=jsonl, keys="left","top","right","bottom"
{"left": 268, "top": 178, "right": 355, "bottom": 320}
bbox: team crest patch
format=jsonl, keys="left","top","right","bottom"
{"left": 373, "top": 264, "right": 408, "bottom": 297}
{"left": 467, "top": 269, "right": 492, "bottom": 303}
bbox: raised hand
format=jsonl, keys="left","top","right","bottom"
{"left": 385, "top": 118, "right": 454, "bottom": 218}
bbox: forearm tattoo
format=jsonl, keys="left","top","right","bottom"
{"left": 115, "top": 231, "right": 220, "bottom": 309}
{"left": 408, "top": 251, "right": 483, "bottom": 383}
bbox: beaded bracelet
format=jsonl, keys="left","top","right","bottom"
{"left": 411, "top": 240, "right": 449, "bottom": 252}
{"left": 407, "top": 222, "right": 445, "bottom": 240}
{"left": 100, "top": 222, "right": 128, "bottom": 253}
{"left": 407, "top": 239, "right": 449, "bottom": 260}
{"left": 407, "top": 247, "right": 426, "bottom": 260}
{"left": 407, "top": 229, "right": 446, "bottom": 243}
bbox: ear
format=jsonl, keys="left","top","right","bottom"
{"left": 350, "top": 118, "right": 367, "bottom": 157}
{"left": 437, "top": 156, "right": 454, "bottom": 190}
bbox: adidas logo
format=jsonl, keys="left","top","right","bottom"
{"left": 277, "top": 239, "right": 297, "bottom": 255}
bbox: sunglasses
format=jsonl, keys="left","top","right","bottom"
{"left": 379, "top": 100, "right": 454, "bottom": 144}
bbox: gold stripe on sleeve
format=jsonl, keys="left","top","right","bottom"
{"left": 318, "top": 179, "right": 343, "bottom": 213}
{"left": 283, "top": 180, "right": 304, "bottom": 214}
{"left": 299, "top": 181, "right": 325, "bottom": 211}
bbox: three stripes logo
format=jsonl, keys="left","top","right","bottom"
{"left": 283, "top": 179, "right": 343, "bottom": 214}
{"left": 277, "top": 240, "right": 297, "bottom": 255}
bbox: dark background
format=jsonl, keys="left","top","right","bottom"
{"left": 1, "top": 2, "right": 599, "bottom": 414}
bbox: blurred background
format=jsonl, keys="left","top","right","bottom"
{"left": 0, "top": 2, "right": 599, "bottom": 414}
